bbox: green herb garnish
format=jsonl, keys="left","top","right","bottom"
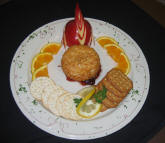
{"left": 32, "top": 99, "right": 38, "bottom": 105}
{"left": 29, "top": 35, "right": 35, "bottom": 40}
{"left": 133, "top": 89, "right": 139, "bottom": 94}
{"left": 19, "top": 84, "right": 27, "bottom": 93}
{"left": 124, "top": 105, "right": 127, "bottom": 109}
{"left": 93, "top": 86, "right": 107, "bottom": 103}
{"left": 73, "top": 98, "right": 82, "bottom": 107}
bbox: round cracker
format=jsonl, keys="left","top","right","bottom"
{"left": 30, "top": 77, "right": 55, "bottom": 101}
{"left": 55, "top": 92, "right": 71, "bottom": 117}
{"left": 60, "top": 94, "right": 82, "bottom": 120}
{"left": 42, "top": 85, "right": 63, "bottom": 109}
{"left": 48, "top": 88, "right": 67, "bottom": 116}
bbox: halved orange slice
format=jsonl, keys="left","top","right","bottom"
{"left": 96, "top": 36, "right": 118, "bottom": 47}
{"left": 104, "top": 44, "right": 130, "bottom": 75}
{"left": 116, "top": 52, "right": 130, "bottom": 75}
{"left": 40, "top": 42, "right": 61, "bottom": 55}
{"left": 32, "top": 65, "right": 49, "bottom": 80}
{"left": 31, "top": 52, "right": 53, "bottom": 73}
{"left": 104, "top": 44, "right": 124, "bottom": 62}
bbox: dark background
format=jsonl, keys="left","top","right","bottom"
{"left": 1, "top": 0, "right": 165, "bottom": 142}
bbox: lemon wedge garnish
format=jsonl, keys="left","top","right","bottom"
{"left": 76, "top": 87, "right": 102, "bottom": 119}
{"left": 76, "top": 86, "right": 95, "bottom": 97}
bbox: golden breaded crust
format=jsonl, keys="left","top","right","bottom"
{"left": 95, "top": 80, "right": 122, "bottom": 103}
{"left": 61, "top": 45, "right": 101, "bottom": 81}
{"left": 100, "top": 104, "right": 108, "bottom": 112}
{"left": 102, "top": 98, "right": 118, "bottom": 108}
{"left": 102, "top": 78, "right": 126, "bottom": 98}
{"left": 106, "top": 91, "right": 123, "bottom": 103}
{"left": 106, "top": 68, "right": 133, "bottom": 94}
{"left": 96, "top": 68, "right": 133, "bottom": 111}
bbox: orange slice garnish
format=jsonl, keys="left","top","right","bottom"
{"left": 96, "top": 36, "right": 118, "bottom": 47}
{"left": 32, "top": 65, "right": 49, "bottom": 80}
{"left": 116, "top": 52, "right": 130, "bottom": 75}
{"left": 104, "top": 44, "right": 130, "bottom": 75}
{"left": 104, "top": 44, "right": 124, "bottom": 62}
{"left": 40, "top": 42, "right": 61, "bottom": 55}
{"left": 31, "top": 52, "right": 53, "bottom": 74}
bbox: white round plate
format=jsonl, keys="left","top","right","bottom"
{"left": 10, "top": 18, "right": 150, "bottom": 140}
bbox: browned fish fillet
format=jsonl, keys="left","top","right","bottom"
{"left": 95, "top": 68, "right": 133, "bottom": 112}
{"left": 102, "top": 98, "right": 118, "bottom": 108}
{"left": 100, "top": 104, "right": 108, "bottom": 112}
{"left": 106, "top": 91, "right": 123, "bottom": 103}
{"left": 95, "top": 81, "right": 103, "bottom": 93}
{"left": 102, "top": 78, "right": 126, "bottom": 98}
{"left": 96, "top": 82, "right": 123, "bottom": 103}
{"left": 106, "top": 68, "right": 133, "bottom": 94}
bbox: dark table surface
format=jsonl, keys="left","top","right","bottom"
{"left": 1, "top": 0, "right": 165, "bottom": 142}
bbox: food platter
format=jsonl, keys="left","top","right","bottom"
{"left": 10, "top": 18, "right": 150, "bottom": 140}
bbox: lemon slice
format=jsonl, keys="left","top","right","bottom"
{"left": 76, "top": 86, "right": 95, "bottom": 97}
{"left": 78, "top": 100, "right": 102, "bottom": 118}
{"left": 76, "top": 88, "right": 102, "bottom": 118}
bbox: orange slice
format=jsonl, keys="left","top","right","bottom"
{"left": 104, "top": 44, "right": 130, "bottom": 75}
{"left": 31, "top": 52, "right": 53, "bottom": 73}
{"left": 104, "top": 44, "right": 124, "bottom": 62}
{"left": 116, "top": 52, "right": 130, "bottom": 75}
{"left": 96, "top": 36, "right": 118, "bottom": 47}
{"left": 40, "top": 42, "right": 61, "bottom": 55}
{"left": 32, "top": 65, "right": 49, "bottom": 80}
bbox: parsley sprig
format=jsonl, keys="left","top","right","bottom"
{"left": 73, "top": 86, "right": 107, "bottom": 107}
{"left": 93, "top": 86, "right": 107, "bottom": 103}
{"left": 73, "top": 98, "right": 82, "bottom": 107}
{"left": 32, "top": 99, "right": 38, "bottom": 105}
